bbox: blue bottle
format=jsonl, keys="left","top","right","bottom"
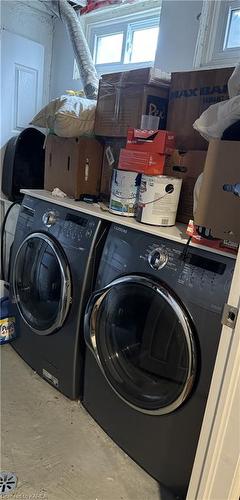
{"left": 0, "top": 295, "right": 16, "bottom": 344}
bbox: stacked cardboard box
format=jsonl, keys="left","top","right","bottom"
{"left": 167, "top": 67, "right": 233, "bottom": 151}
{"left": 119, "top": 129, "right": 175, "bottom": 175}
{"left": 44, "top": 135, "right": 103, "bottom": 199}
{"left": 164, "top": 66, "right": 234, "bottom": 223}
{"left": 96, "top": 66, "right": 235, "bottom": 225}
{"left": 194, "top": 139, "right": 240, "bottom": 244}
{"left": 164, "top": 150, "right": 207, "bottom": 224}
{"left": 95, "top": 68, "right": 170, "bottom": 137}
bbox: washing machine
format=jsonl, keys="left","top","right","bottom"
{"left": 10, "top": 195, "right": 108, "bottom": 399}
{"left": 83, "top": 223, "right": 235, "bottom": 498}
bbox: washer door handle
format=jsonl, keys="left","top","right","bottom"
{"left": 84, "top": 289, "right": 108, "bottom": 354}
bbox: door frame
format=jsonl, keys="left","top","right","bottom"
{"left": 187, "top": 248, "right": 240, "bottom": 499}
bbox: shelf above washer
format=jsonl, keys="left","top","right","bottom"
{"left": 21, "top": 189, "right": 236, "bottom": 259}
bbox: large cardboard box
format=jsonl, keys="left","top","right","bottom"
{"left": 100, "top": 137, "right": 126, "bottom": 200}
{"left": 95, "top": 68, "right": 169, "bottom": 137}
{"left": 164, "top": 150, "right": 207, "bottom": 224}
{"left": 44, "top": 135, "right": 103, "bottom": 199}
{"left": 194, "top": 139, "right": 240, "bottom": 243}
{"left": 167, "top": 67, "right": 234, "bottom": 151}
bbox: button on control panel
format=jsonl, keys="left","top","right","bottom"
{"left": 63, "top": 221, "right": 83, "bottom": 242}
{"left": 148, "top": 247, "right": 168, "bottom": 270}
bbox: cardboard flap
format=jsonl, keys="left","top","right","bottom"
{"left": 128, "top": 129, "right": 159, "bottom": 142}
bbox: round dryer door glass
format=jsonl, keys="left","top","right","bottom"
{"left": 13, "top": 232, "right": 71, "bottom": 335}
{"left": 89, "top": 276, "right": 197, "bottom": 415}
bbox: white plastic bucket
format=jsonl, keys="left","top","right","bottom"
{"left": 109, "top": 169, "right": 140, "bottom": 217}
{"left": 136, "top": 175, "right": 182, "bottom": 226}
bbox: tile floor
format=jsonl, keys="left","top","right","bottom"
{"left": 1, "top": 346, "right": 176, "bottom": 500}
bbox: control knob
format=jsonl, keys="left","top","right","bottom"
{"left": 42, "top": 210, "right": 58, "bottom": 227}
{"left": 148, "top": 247, "right": 168, "bottom": 270}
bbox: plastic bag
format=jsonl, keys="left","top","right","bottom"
{"left": 193, "top": 94, "right": 240, "bottom": 141}
{"left": 31, "top": 95, "right": 96, "bottom": 137}
{"left": 228, "top": 62, "right": 240, "bottom": 98}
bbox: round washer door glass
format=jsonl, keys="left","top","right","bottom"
{"left": 13, "top": 232, "right": 71, "bottom": 335}
{"left": 90, "top": 276, "right": 197, "bottom": 414}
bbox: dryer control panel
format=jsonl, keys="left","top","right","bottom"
{"left": 143, "top": 241, "right": 234, "bottom": 310}
{"left": 42, "top": 210, "right": 59, "bottom": 227}
{"left": 97, "top": 224, "right": 235, "bottom": 314}
{"left": 148, "top": 247, "right": 168, "bottom": 270}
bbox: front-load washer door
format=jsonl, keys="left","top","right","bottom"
{"left": 85, "top": 275, "right": 197, "bottom": 415}
{"left": 12, "top": 232, "right": 71, "bottom": 336}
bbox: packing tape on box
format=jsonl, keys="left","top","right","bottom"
{"left": 98, "top": 71, "right": 170, "bottom": 122}
{"left": 136, "top": 175, "right": 182, "bottom": 226}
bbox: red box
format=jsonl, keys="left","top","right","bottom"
{"left": 186, "top": 220, "right": 238, "bottom": 255}
{"left": 118, "top": 148, "right": 165, "bottom": 175}
{"left": 126, "top": 128, "right": 175, "bottom": 154}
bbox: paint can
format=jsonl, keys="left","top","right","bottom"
{"left": 136, "top": 175, "right": 182, "bottom": 226}
{"left": 109, "top": 169, "right": 140, "bottom": 217}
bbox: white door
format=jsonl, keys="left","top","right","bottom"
{"left": 1, "top": 30, "right": 44, "bottom": 148}
{"left": 187, "top": 249, "right": 240, "bottom": 499}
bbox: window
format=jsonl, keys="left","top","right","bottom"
{"left": 73, "top": 1, "right": 161, "bottom": 78}
{"left": 224, "top": 8, "right": 240, "bottom": 49}
{"left": 194, "top": 0, "right": 240, "bottom": 67}
{"left": 95, "top": 33, "right": 123, "bottom": 64}
{"left": 124, "top": 20, "right": 159, "bottom": 64}
{"left": 92, "top": 17, "right": 159, "bottom": 72}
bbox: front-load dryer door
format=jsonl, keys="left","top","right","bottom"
{"left": 12, "top": 232, "right": 71, "bottom": 335}
{"left": 85, "top": 275, "right": 197, "bottom": 415}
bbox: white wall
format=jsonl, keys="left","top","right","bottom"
{"left": 50, "top": 18, "right": 82, "bottom": 99}
{"left": 155, "top": 0, "right": 203, "bottom": 72}
{"left": 49, "top": 0, "right": 160, "bottom": 99}
{"left": 50, "top": 0, "right": 203, "bottom": 99}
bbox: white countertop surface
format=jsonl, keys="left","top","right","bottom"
{"left": 21, "top": 189, "right": 236, "bottom": 259}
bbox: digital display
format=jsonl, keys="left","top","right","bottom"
{"left": 65, "top": 213, "right": 87, "bottom": 227}
{"left": 185, "top": 253, "right": 226, "bottom": 275}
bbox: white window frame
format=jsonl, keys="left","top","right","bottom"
{"left": 73, "top": 0, "right": 161, "bottom": 78}
{"left": 194, "top": 0, "right": 240, "bottom": 68}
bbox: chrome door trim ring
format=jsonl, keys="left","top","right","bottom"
{"left": 12, "top": 232, "right": 72, "bottom": 336}
{"left": 86, "top": 274, "right": 197, "bottom": 415}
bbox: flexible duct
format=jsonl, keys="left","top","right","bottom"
{"left": 40, "top": 0, "right": 99, "bottom": 99}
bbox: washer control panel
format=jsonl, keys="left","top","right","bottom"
{"left": 61, "top": 213, "right": 96, "bottom": 247}
{"left": 40, "top": 208, "right": 96, "bottom": 246}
